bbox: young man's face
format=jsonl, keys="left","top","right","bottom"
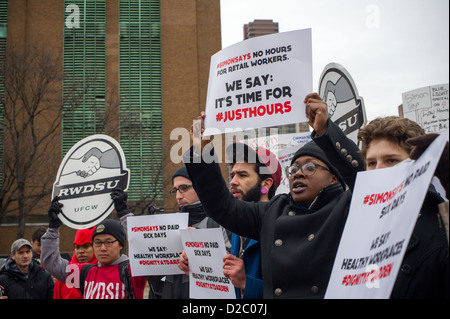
{"left": 30, "top": 239, "right": 41, "bottom": 257}
{"left": 12, "top": 246, "right": 32, "bottom": 271}
{"left": 93, "top": 234, "right": 123, "bottom": 265}
{"left": 365, "top": 138, "right": 409, "bottom": 170}
{"left": 173, "top": 176, "right": 199, "bottom": 208}
{"left": 289, "top": 156, "right": 337, "bottom": 206}
{"left": 230, "top": 162, "right": 261, "bottom": 202}
{"left": 74, "top": 243, "right": 95, "bottom": 263}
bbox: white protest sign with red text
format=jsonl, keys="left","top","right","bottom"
{"left": 325, "top": 129, "right": 448, "bottom": 299}
{"left": 180, "top": 228, "right": 236, "bottom": 299}
{"left": 204, "top": 29, "right": 312, "bottom": 136}
{"left": 127, "top": 213, "right": 188, "bottom": 276}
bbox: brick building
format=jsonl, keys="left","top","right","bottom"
{"left": 0, "top": 0, "right": 222, "bottom": 254}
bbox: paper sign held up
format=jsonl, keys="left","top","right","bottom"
{"left": 325, "top": 129, "right": 448, "bottom": 298}
{"left": 127, "top": 213, "right": 188, "bottom": 276}
{"left": 180, "top": 228, "right": 236, "bottom": 299}
{"left": 402, "top": 83, "right": 449, "bottom": 134}
{"left": 204, "top": 29, "right": 312, "bottom": 136}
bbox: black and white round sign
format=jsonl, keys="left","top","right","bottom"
{"left": 52, "top": 135, "right": 130, "bottom": 229}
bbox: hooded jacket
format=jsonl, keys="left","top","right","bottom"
{"left": 0, "top": 258, "right": 54, "bottom": 299}
{"left": 41, "top": 215, "right": 147, "bottom": 299}
{"left": 53, "top": 228, "right": 98, "bottom": 299}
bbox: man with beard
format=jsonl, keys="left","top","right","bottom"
{"left": 180, "top": 143, "right": 281, "bottom": 299}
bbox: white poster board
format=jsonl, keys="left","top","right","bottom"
{"left": 275, "top": 144, "right": 304, "bottom": 195}
{"left": 402, "top": 84, "right": 449, "bottom": 133}
{"left": 180, "top": 228, "right": 236, "bottom": 299}
{"left": 236, "top": 131, "right": 311, "bottom": 153}
{"left": 127, "top": 213, "right": 188, "bottom": 276}
{"left": 204, "top": 29, "right": 312, "bottom": 136}
{"left": 52, "top": 135, "right": 130, "bottom": 229}
{"left": 325, "top": 130, "right": 448, "bottom": 299}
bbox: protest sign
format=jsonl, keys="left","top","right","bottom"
{"left": 402, "top": 83, "right": 449, "bottom": 133}
{"left": 325, "top": 129, "right": 448, "bottom": 298}
{"left": 318, "top": 63, "right": 367, "bottom": 146}
{"left": 127, "top": 213, "right": 188, "bottom": 276}
{"left": 236, "top": 131, "right": 311, "bottom": 153}
{"left": 180, "top": 228, "right": 236, "bottom": 299}
{"left": 275, "top": 144, "right": 304, "bottom": 195}
{"left": 204, "top": 29, "right": 312, "bottom": 136}
{"left": 52, "top": 135, "right": 129, "bottom": 229}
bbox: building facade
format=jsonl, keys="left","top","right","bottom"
{"left": 0, "top": 0, "right": 221, "bottom": 254}
{"left": 243, "top": 19, "right": 278, "bottom": 40}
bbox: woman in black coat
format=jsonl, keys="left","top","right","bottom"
{"left": 182, "top": 112, "right": 363, "bottom": 298}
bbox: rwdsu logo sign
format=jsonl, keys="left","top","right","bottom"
{"left": 52, "top": 135, "right": 130, "bottom": 229}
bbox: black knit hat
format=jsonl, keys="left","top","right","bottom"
{"left": 290, "top": 141, "right": 345, "bottom": 188}
{"left": 92, "top": 219, "right": 125, "bottom": 247}
{"left": 172, "top": 166, "right": 191, "bottom": 183}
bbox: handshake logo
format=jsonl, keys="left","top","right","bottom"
{"left": 52, "top": 135, "right": 130, "bottom": 229}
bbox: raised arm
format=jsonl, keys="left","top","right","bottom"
{"left": 40, "top": 197, "right": 70, "bottom": 283}
{"left": 183, "top": 113, "right": 266, "bottom": 240}
{"left": 305, "top": 92, "right": 364, "bottom": 190}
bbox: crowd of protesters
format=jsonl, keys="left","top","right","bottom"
{"left": 0, "top": 93, "right": 448, "bottom": 299}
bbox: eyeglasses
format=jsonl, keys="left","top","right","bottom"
{"left": 93, "top": 240, "right": 118, "bottom": 247}
{"left": 286, "top": 162, "right": 330, "bottom": 179}
{"left": 169, "top": 184, "right": 193, "bottom": 196}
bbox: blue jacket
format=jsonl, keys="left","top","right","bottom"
{"left": 230, "top": 233, "right": 263, "bottom": 299}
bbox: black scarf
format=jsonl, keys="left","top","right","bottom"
{"left": 180, "top": 202, "right": 207, "bottom": 226}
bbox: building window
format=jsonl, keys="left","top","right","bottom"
{"left": 119, "top": 0, "right": 163, "bottom": 202}
{"left": 0, "top": 1, "right": 8, "bottom": 187}
{"left": 62, "top": 0, "right": 106, "bottom": 155}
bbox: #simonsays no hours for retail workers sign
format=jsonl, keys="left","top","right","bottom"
{"left": 52, "top": 135, "right": 130, "bottom": 229}
{"left": 204, "top": 28, "right": 312, "bottom": 136}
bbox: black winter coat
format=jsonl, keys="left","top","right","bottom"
{"left": 184, "top": 146, "right": 355, "bottom": 299}
{"left": 0, "top": 258, "right": 54, "bottom": 299}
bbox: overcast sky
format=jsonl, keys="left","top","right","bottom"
{"left": 220, "top": 0, "right": 449, "bottom": 121}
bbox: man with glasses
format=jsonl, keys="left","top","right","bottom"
{"left": 181, "top": 111, "right": 360, "bottom": 298}
{"left": 170, "top": 166, "right": 231, "bottom": 243}
{"left": 171, "top": 166, "right": 202, "bottom": 211}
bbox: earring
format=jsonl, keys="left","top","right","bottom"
{"left": 261, "top": 188, "right": 268, "bottom": 195}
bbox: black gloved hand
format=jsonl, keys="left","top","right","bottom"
{"left": 48, "top": 196, "right": 63, "bottom": 229}
{"left": 110, "top": 188, "right": 130, "bottom": 218}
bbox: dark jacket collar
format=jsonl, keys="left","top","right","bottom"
{"left": 290, "top": 182, "right": 345, "bottom": 213}
{"left": 181, "top": 202, "right": 207, "bottom": 226}
{"left": 1, "top": 257, "right": 38, "bottom": 279}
